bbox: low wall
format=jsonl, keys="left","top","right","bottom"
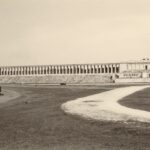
{"left": 115, "top": 78, "right": 150, "bottom": 83}
{"left": 0, "top": 74, "right": 113, "bottom": 85}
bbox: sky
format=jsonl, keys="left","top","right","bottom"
{"left": 0, "top": 0, "right": 150, "bottom": 66}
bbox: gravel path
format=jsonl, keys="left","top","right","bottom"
{"left": 0, "top": 89, "right": 20, "bottom": 104}
{"left": 61, "top": 86, "right": 150, "bottom": 122}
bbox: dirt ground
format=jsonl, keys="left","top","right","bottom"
{"left": 0, "top": 85, "right": 150, "bottom": 150}
{"left": 62, "top": 86, "right": 150, "bottom": 122}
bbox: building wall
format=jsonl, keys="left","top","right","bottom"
{"left": 0, "top": 63, "right": 120, "bottom": 76}
{"left": 1, "top": 60, "right": 150, "bottom": 84}
{"left": 0, "top": 74, "right": 113, "bottom": 84}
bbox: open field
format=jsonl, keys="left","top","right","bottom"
{"left": 120, "top": 87, "right": 150, "bottom": 112}
{"left": 0, "top": 85, "right": 150, "bottom": 150}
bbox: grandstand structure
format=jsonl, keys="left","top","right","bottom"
{"left": 0, "top": 58, "right": 150, "bottom": 84}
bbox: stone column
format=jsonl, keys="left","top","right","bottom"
{"left": 39, "top": 66, "right": 41, "bottom": 74}
{"left": 112, "top": 65, "right": 115, "bottom": 73}
{"left": 73, "top": 65, "right": 76, "bottom": 74}
{"left": 97, "top": 65, "right": 100, "bottom": 73}
{"left": 94, "top": 65, "right": 97, "bottom": 74}
{"left": 4, "top": 68, "right": 6, "bottom": 75}
{"left": 108, "top": 65, "right": 111, "bottom": 73}
{"left": 59, "top": 66, "right": 61, "bottom": 74}
{"left": 101, "top": 65, "right": 104, "bottom": 73}
{"left": 0, "top": 68, "right": 2, "bottom": 75}
{"left": 93, "top": 65, "right": 95, "bottom": 74}
{"left": 116, "top": 65, "right": 120, "bottom": 73}
{"left": 33, "top": 66, "right": 35, "bottom": 75}
{"left": 86, "top": 65, "right": 89, "bottom": 74}
{"left": 60, "top": 66, "right": 63, "bottom": 74}
{"left": 26, "top": 66, "right": 29, "bottom": 75}
{"left": 77, "top": 65, "right": 80, "bottom": 74}
{"left": 7, "top": 68, "right": 9, "bottom": 75}
{"left": 7, "top": 67, "right": 10, "bottom": 75}
{"left": 18, "top": 67, "right": 20, "bottom": 75}
{"left": 37, "top": 66, "right": 39, "bottom": 74}
{"left": 68, "top": 66, "right": 71, "bottom": 74}
{"left": 66, "top": 66, "right": 68, "bottom": 74}
{"left": 5, "top": 68, "right": 7, "bottom": 75}
{"left": 42, "top": 66, "right": 45, "bottom": 74}
{"left": 17, "top": 67, "right": 19, "bottom": 75}
{"left": 64, "top": 66, "right": 67, "bottom": 74}
{"left": 21, "top": 67, "right": 24, "bottom": 75}
{"left": 44, "top": 66, "right": 46, "bottom": 74}
{"left": 13, "top": 68, "right": 15, "bottom": 75}
{"left": 71, "top": 65, "right": 74, "bottom": 74}
{"left": 103, "top": 65, "right": 106, "bottom": 73}
{"left": 81, "top": 65, "right": 83, "bottom": 74}
{"left": 23, "top": 67, "right": 25, "bottom": 75}
{"left": 57, "top": 66, "right": 59, "bottom": 74}
{"left": 29, "top": 66, "right": 34, "bottom": 75}
{"left": 43, "top": 66, "right": 46, "bottom": 74}
{"left": 16, "top": 67, "right": 18, "bottom": 75}
{"left": 99, "top": 65, "right": 101, "bottom": 74}
{"left": 2, "top": 68, "right": 4, "bottom": 75}
{"left": 85, "top": 65, "right": 88, "bottom": 74}
{"left": 38, "top": 66, "right": 41, "bottom": 74}
{"left": 55, "top": 66, "right": 57, "bottom": 74}
{"left": 10, "top": 67, "right": 13, "bottom": 75}
{"left": 32, "top": 67, "right": 34, "bottom": 75}
{"left": 26, "top": 67, "right": 28, "bottom": 75}
{"left": 11, "top": 67, "right": 12, "bottom": 75}
{"left": 34, "top": 66, "right": 37, "bottom": 75}
{"left": 48, "top": 66, "right": 51, "bottom": 74}
{"left": 71, "top": 66, "right": 74, "bottom": 74}
{"left": 64, "top": 66, "right": 66, "bottom": 74}
{"left": 0, "top": 68, "right": 1, "bottom": 75}
{"left": 40, "top": 66, "right": 42, "bottom": 74}
{"left": 88, "top": 65, "right": 91, "bottom": 74}
{"left": 8, "top": 68, "right": 10, "bottom": 75}
{"left": 13, "top": 67, "right": 16, "bottom": 75}
{"left": 39, "top": 66, "right": 42, "bottom": 74}
{"left": 20, "top": 67, "right": 22, "bottom": 75}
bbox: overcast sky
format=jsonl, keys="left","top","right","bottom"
{"left": 0, "top": 0, "right": 150, "bottom": 66}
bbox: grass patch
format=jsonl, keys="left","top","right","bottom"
{"left": 119, "top": 87, "right": 150, "bottom": 112}
{"left": 0, "top": 85, "right": 149, "bottom": 150}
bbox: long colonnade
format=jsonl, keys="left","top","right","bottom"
{"left": 0, "top": 64, "right": 120, "bottom": 76}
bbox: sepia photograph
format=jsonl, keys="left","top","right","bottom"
{"left": 0, "top": 0, "right": 150, "bottom": 149}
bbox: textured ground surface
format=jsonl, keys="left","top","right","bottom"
{"left": 0, "top": 85, "right": 150, "bottom": 150}
{"left": 62, "top": 86, "right": 150, "bottom": 122}
{"left": 0, "top": 89, "right": 20, "bottom": 104}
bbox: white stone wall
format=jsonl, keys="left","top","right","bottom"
{"left": 0, "top": 63, "right": 119, "bottom": 76}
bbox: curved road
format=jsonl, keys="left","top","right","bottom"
{"left": 62, "top": 86, "right": 150, "bottom": 122}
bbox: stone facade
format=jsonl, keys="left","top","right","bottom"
{"left": 0, "top": 63, "right": 120, "bottom": 76}
{"left": 0, "top": 59, "right": 150, "bottom": 84}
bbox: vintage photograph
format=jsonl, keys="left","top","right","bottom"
{"left": 0, "top": 0, "right": 150, "bottom": 149}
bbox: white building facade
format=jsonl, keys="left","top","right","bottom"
{"left": 0, "top": 58, "right": 150, "bottom": 84}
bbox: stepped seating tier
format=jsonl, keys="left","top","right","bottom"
{"left": 0, "top": 74, "right": 113, "bottom": 84}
